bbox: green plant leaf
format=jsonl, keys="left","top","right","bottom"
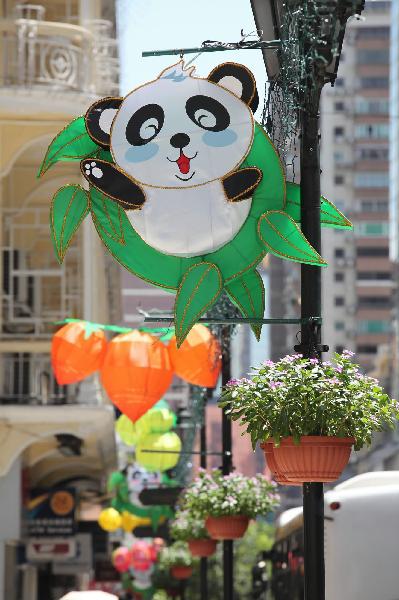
{"left": 258, "top": 210, "right": 327, "bottom": 266}
{"left": 175, "top": 262, "right": 222, "bottom": 346}
{"left": 50, "top": 185, "right": 89, "bottom": 263}
{"left": 285, "top": 182, "right": 352, "bottom": 229}
{"left": 225, "top": 269, "right": 265, "bottom": 340}
{"left": 90, "top": 187, "right": 125, "bottom": 245}
{"left": 38, "top": 116, "right": 99, "bottom": 176}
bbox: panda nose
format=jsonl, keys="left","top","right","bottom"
{"left": 170, "top": 132, "right": 190, "bottom": 149}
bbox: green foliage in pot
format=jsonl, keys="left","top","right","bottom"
{"left": 158, "top": 541, "right": 194, "bottom": 569}
{"left": 220, "top": 351, "right": 399, "bottom": 450}
{"left": 181, "top": 469, "right": 279, "bottom": 519}
{"left": 170, "top": 509, "right": 209, "bottom": 541}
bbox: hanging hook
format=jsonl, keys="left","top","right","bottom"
{"left": 179, "top": 49, "right": 184, "bottom": 60}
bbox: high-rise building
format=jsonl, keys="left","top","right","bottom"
{"left": 321, "top": 1, "right": 392, "bottom": 393}
{"left": 0, "top": 3, "right": 120, "bottom": 597}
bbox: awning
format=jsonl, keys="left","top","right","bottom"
{"left": 0, "top": 405, "right": 117, "bottom": 484}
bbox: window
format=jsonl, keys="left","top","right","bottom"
{"left": 335, "top": 174, "right": 345, "bottom": 185}
{"left": 335, "top": 101, "right": 345, "bottom": 112}
{"left": 356, "top": 147, "right": 389, "bottom": 161}
{"left": 356, "top": 246, "right": 389, "bottom": 257}
{"left": 360, "top": 199, "right": 388, "bottom": 212}
{"left": 335, "top": 272, "right": 345, "bottom": 282}
{"left": 354, "top": 172, "right": 389, "bottom": 188}
{"left": 357, "top": 49, "right": 389, "bottom": 65}
{"left": 357, "top": 320, "right": 391, "bottom": 334}
{"left": 360, "top": 78, "right": 389, "bottom": 89}
{"left": 358, "top": 296, "right": 391, "bottom": 308}
{"left": 335, "top": 321, "right": 345, "bottom": 331}
{"left": 357, "top": 271, "right": 391, "bottom": 280}
{"left": 334, "top": 151, "right": 345, "bottom": 163}
{"left": 335, "top": 297, "right": 345, "bottom": 306}
{"left": 355, "top": 99, "right": 389, "bottom": 115}
{"left": 356, "top": 222, "right": 389, "bottom": 236}
{"left": 357, "top": 27, "right": 389, "bottom": 39}
{"left": 354, "top": 124, "right": 389, "bottom": 139}
{"left": 334, "top": 126, "right": 345, "bottom": 139}
{"left": 357, "top": 345, "right": 378, "bottom": 354}
{"left": 334, "top": 248, "right": 345, "bottom": 258}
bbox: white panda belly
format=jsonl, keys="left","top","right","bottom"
{"left": 127, "top": 180, "right": 252, "bottom": 258}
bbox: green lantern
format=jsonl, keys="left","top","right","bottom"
{"left": 136, "top": 432, "right": 182, "bottom": 472}
{"left": 40, "top": 61, "right": 351, "bottom": 346}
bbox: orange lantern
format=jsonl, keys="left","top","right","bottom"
{"left": 168, "top": 324, "right": 221, "bottom": 387}
{"left": 101, "top": 330, "right": 173, "bottom": 422}
{"left": 51, "top": 321, "right": 107, "bottom": 385}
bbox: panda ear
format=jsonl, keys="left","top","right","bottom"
{"left": 85, "top": 97, "right": 123, "bottom": 148}
{"left": 208, "top": 63, "right": 259, "bottom": 113}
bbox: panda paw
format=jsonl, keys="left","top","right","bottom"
{"left": 223, "top": 167, "right": 263, "bottom": 202}
{"left": 84, "top": 161, "right": 104, "bottom": 180}
{"left": 80, "top": 158, "right": 146, "bottom": 209}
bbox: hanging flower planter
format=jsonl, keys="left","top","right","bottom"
{"left": 205, "top": 515, "right": 249, "bottom": 540}
{"left": 260, "top": 440, "right": 301, "bottom": 486}
{"left": 176, "top": 470, "right": 278, "bottom": 543}
{"left": 272, "top": 436, "right": 354, "bottom": 483}
{"left": 221, "top": 351, "right": 399, "bottom": 483}
{"left": 188, "top": 538, "right": 217, "bottom": 557}
{"left": 170, "top": 565, "right": 193, "bottom": 580}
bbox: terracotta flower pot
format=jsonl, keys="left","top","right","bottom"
{"left": 260, "top": 440, "right": 302, "bottom": 486}
{"left": 170, "top": 565, "right": 193, "bottom": 580}
{"left": 272, "top": 436, "right": 355, "bottom": 483}
{"left": 205, "top": 515, "right": 249, "bottom": 540}
{"left": 188, "top": 538, "right": 217, "bottom": 557}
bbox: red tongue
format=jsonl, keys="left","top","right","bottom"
{"left": 176, "top": 152, "right": 190, "bottom": 174}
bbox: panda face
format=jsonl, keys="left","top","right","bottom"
{"left": 110, "top": 64, "right": 254, "bottom": 189}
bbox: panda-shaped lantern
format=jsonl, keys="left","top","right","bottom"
{"left": 41, "top": 62, "right": 351, "bottom": 345}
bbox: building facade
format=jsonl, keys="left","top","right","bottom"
{"left": 0, "top": 2, "right": 120, "bottom": 598}
{"left": 321, "top": 1, "right": 392, "bottom": 392}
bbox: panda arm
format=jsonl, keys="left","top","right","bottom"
{"left": 222, "top": 167, "right": 262, "bottom": 202}
{"left": 80, "top": 159, "right": 145, "bottom": 209}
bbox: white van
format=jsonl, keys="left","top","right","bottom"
{"left": 270, "top": 472, "right": 399, "bottom": 600}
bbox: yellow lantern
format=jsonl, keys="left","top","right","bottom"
{"left": 139, "top": 407, "right": 175, "bottom": 435}
{"left": 98, "top": 507, "right": 122, "bottom": 532}
{"left": 121, "top": 511, "right": 151, "bottom": 533}
{"left": 136, "top": 432, "right": 182, "bottom": 472}
{"left": 115, "top": 414, "right": 141, "bottom": 446}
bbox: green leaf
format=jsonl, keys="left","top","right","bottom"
{"left": 90, "top": 187, "right": 125, "bottom": 245}
{"left": 175, "top": 262, "right": 223, "bottom": 346}
{"left": 285, "top": 182, "right": 352, "bottom": 229}
{"left": 50, "top": 185, "right": 89, "bottom": 263}
{"left": 225, "top": 269, "right": 265, "bottom": 340}
{"left": 257, "top": 210, "right": 327, "bottom": 266}
{"left": 38, "top": 116, "right": 100, "bottom": 176}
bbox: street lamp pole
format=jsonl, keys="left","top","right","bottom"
{"left": 221, "top": 324, "right": 234, "bottom": 600}
{"left": 299, "top": 95, "right": 325, "bottom": 600}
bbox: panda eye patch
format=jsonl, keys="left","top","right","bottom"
{"left": 126, "top": 103, "right": 164, "bottom": 146}
{"left": 186, "top": 95, "right": 230, "bottom": 132}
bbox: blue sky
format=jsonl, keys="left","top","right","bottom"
{"left": 116, "top": 0, "right": 267, "bottom": 118}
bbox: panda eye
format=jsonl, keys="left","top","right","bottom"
{"left": 186, "top": 95, "right": 230, "bottom": 132}
{"left": 126, "top": 103, "right": 164, "bottom": 146}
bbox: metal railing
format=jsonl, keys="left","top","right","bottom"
{"left": 0, "top": 13, "right": 119, "bottom": 95}
{"left": 0, "top": 352, "right": 74, "bottom": 405}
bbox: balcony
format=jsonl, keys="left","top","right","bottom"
{"left": 0, "top": 352, "right": 103, "bottom": 406}
{"left": 0, "top": 10, "right": 119, "bottom": 97}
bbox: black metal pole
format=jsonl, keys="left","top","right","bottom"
{"left": 300, "top": 103, "right": 325, "bottom": 600}
{"left": 221, "top": 325, "right": 234, "bottom": 600}
{"left": 200, "top": 389, "right": 210, "bottom": 600}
